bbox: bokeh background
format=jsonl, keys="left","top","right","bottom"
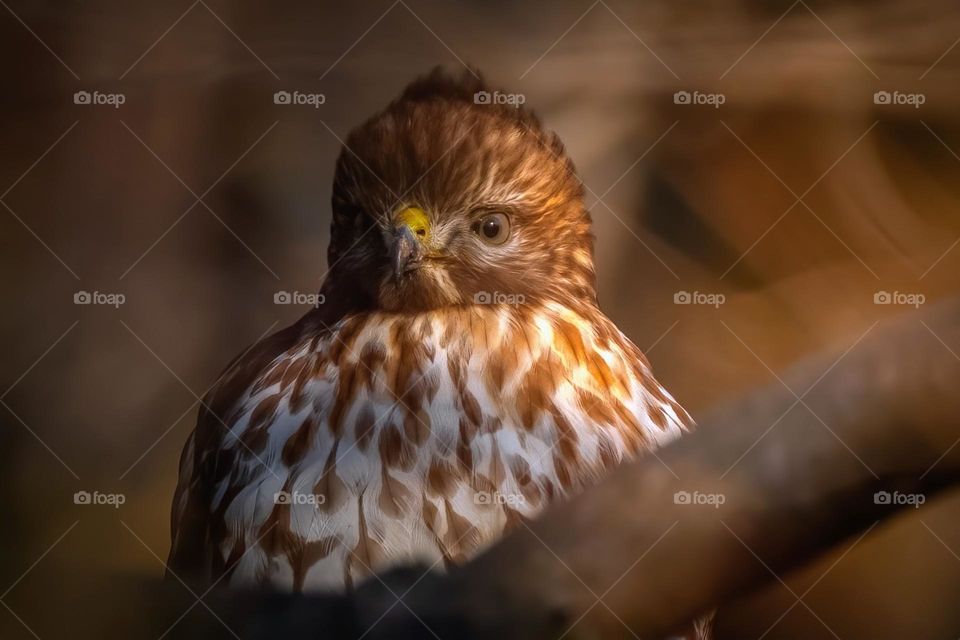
{"left": 3, "top": 1, "right": 960, "bottom": 637}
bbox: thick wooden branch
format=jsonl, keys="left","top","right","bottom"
{"left": 173, "top": 297, "right": 960, "bottom": 639}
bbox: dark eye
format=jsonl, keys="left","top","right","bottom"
{"left": 472, "top": 213, "right": 510, "bottom": 245}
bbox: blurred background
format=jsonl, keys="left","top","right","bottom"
{"left": 2, "top": 0, "right": 960, "bottom": 637}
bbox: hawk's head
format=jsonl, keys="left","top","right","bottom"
{"left": 328, "top": 67, "right": 596, "bottom": 313}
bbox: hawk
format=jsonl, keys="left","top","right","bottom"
{"left": 168, "top": 68, "right": 691, "bottom": 601}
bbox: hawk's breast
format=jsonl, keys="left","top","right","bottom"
{"left": 170, "top": 302, "right": 688, "bottom": 592}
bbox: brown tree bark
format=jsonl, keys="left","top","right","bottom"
{"left": 347, "top": 301, "right": 960, "bottom": 640}
{"left": 160, "top": 296, "right": 960, "bottom": 639}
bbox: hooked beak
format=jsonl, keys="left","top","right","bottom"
{"left": 391, "top": 224, "right": 423, "bottom": 280}
{"left": 390, "top": 206, "right": 429, "bottom": 280}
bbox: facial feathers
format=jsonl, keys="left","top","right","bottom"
{"left": 327, "top": 67, "right": 596, "bottom": 313}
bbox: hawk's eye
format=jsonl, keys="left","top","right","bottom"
{"left": 472, "top": 213, "right": 510, "bottom": 245}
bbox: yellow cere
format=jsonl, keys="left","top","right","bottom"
{"left": 397, "top": 206, "right": 430, "bottom": 241}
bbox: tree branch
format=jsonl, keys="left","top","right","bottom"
{"left": 176, "top": 298, "right": 960, "bottom": 639}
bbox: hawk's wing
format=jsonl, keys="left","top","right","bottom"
{"left": 167, "top": 321, "right": 308, "bottom": 584}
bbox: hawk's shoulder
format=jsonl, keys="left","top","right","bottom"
{"left": 167, "top": 317, "right": 316, "bottom": 582}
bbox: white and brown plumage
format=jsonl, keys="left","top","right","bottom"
{"left": 168, "top": 68, "right": 691, "bottom": 596}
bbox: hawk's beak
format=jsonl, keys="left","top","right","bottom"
{"left": 391, "top": 225, "right": 422, "bottom": 278}
{"left": 390, "top": 207, "right": 429, "bottom": 279}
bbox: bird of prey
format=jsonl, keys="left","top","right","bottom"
{"left": 168, "top": 68, "right": 691, "bottom": 598}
